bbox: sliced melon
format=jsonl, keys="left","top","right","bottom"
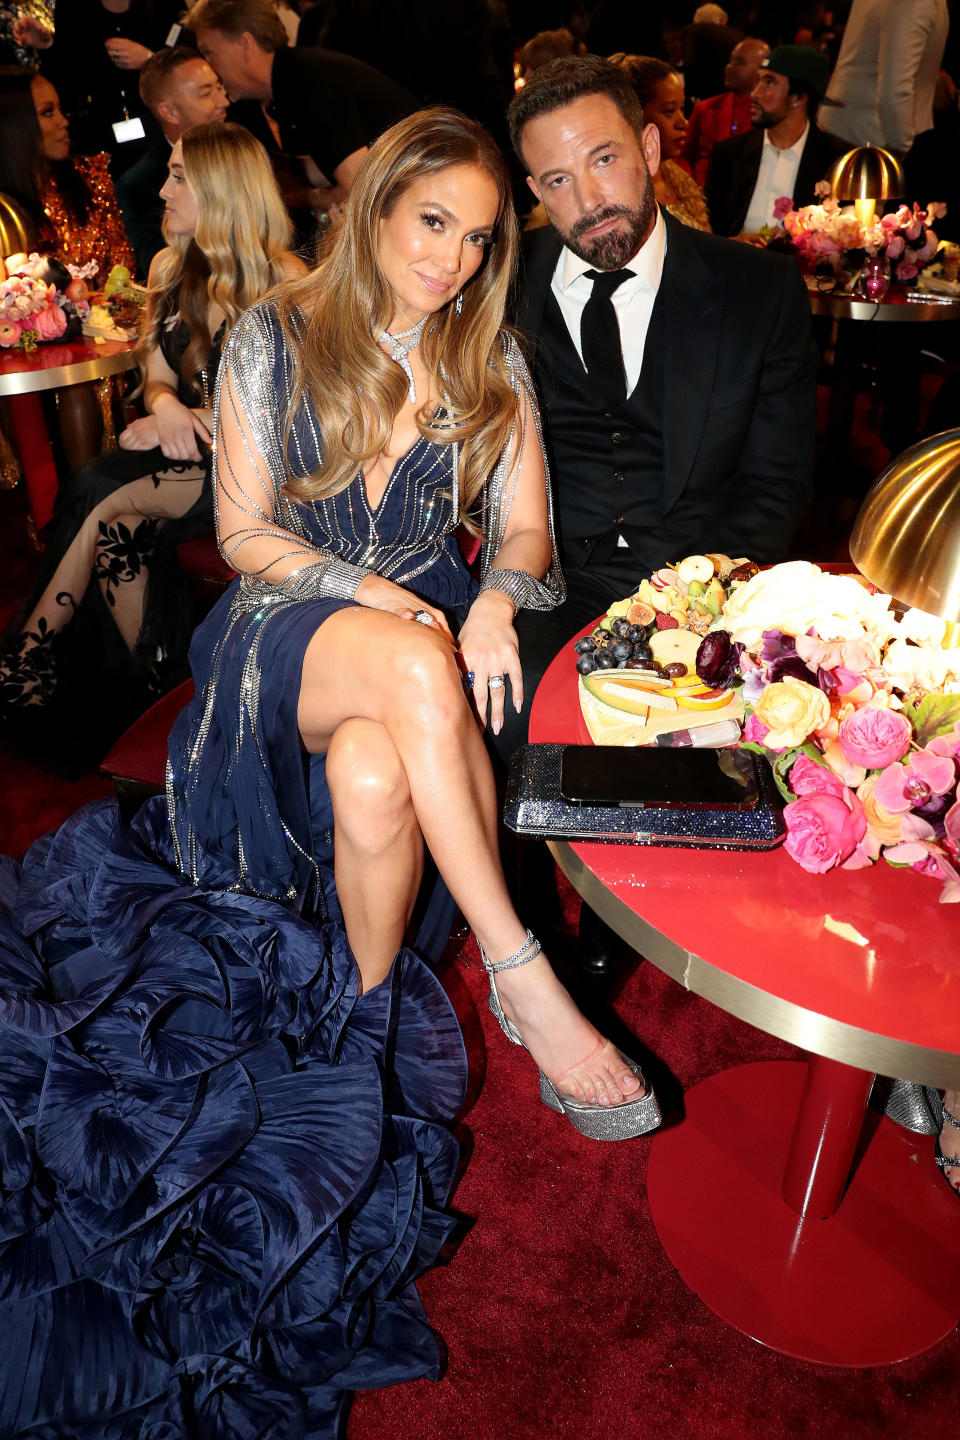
{"left": 583, "top": 673, "right": 678, "bottom": 714}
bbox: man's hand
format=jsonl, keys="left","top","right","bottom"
{"left": 12, "top": 12, "right": 53, "bottom": 47}
{"left": 105, "top": 37, "right": 152, "bottom": 69}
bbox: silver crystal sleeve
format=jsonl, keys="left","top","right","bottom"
{"left": 212, "top": 305, "right": 366, "bottom": 602}
{"left": 477, "top": 332, "right": 565, "bottom": 612}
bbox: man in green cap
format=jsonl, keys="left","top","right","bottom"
{"left": 704, "top": 44, "right": 847, "bottom": 237}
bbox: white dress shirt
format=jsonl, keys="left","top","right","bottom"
{"left": 743, "top": 123, "right": 809, "bottom": 233}
{"left": 550, "top": 206, "right": 668, "bottom": 400}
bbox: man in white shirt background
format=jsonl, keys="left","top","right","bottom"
{"left": 705, "top": 46, "right": 847, "bottom": 238}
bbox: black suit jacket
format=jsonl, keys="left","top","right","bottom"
{"left": 516, "top": 213, "right": 819, "bottom": 571}
{"left": 705, "top": 124, "right": 849, "bottom": 238}
{"left": 114, "top": 137, "right": 169, "bottom": 280}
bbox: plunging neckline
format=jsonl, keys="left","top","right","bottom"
{"left": 360, "top": 407, "right": 446, "bottom": 515}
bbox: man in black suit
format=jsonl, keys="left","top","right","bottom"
{"left": 705, "top": 45, "right": 848, "bottom": 238}
{"left": 185, "top": 0, "right": 415, "bottom": 198}
{"left": 497, "top": 55, "right": 818, "bottom": 758}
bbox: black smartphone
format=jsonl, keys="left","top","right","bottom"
{"left": 559, "top": 745, "right": 761, "bottom": 810}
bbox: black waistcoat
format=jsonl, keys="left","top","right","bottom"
{"left": 535, "top": 284, "right": 667, "bottom": 578}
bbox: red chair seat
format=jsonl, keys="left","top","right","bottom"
{"left": 177, "top": 534, "right": 235, "bottom": 584}
{"left": 100, "top": 680, "right": 193, "bottom": 790}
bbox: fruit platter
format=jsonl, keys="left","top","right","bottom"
{"left": 83, "top": 265, "right": 146, "bottom": 342}
{"left": 575, "top": 552, "right": 758, "bottom": 745}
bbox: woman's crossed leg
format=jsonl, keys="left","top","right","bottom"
{"left": 300, "top": 605, "right": 644, "bottom": 1109}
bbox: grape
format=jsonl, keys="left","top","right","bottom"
{"left": 632, "top": 643, "right": 653, "bottom": 663}
{"left": 611, "top": 619, "right": 631, "bottom": 638}
{"left": 576, "top": 653, "right": 598, "bottom": 675}
{"left": 574, "top": 636, "right": 597, "bottom": 654}
{"left": 611, "top": 640, "right": 633, "bottom": 662}
{"left": 596, "top": 650, "right": 618, "bottom": 669}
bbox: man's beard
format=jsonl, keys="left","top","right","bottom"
{"left": 560, "top": 171, "right": 656, "bottom": 270}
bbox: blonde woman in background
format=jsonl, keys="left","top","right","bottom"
{"left": 0, "top": 120, "right": 305, "bottom": 765}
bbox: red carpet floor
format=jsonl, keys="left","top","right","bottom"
{"left": 1, "top": 392, "right": 958, "bottom": 1437}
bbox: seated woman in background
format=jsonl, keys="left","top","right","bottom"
{"left": 612, "top": 54, "right": 712, "bottom": 233}
{"left": 0, "top": 63, "right": 134, "bottom": 282}
{"left": 0, "top": 120, "right": 305, "bottom": 768}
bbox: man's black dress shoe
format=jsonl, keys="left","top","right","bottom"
{"left": 577, "top": 903, "right": 628, "bottom": 979}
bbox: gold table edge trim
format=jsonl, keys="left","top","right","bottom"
{"left": 807, "top": 292, "right": 960, "bottom": 323}
{"left": 0, "top": 348, "right": 137, "bottom": 397}
{"left": 550, "top": 839, "right": 960, "bottom": 1089}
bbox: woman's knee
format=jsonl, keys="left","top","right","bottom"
{"left": 390, "top": 628, "right": 465, "bottom": 727}
{"left": 326, "top": 719, "right": 413, "bottom": 835}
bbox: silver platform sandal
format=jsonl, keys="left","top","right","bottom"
{"left": 479, "top": 929, "right": 662, "bottom": 1142}
{"left": 935, "top": 1102, "right": 960, "bottom": 1198}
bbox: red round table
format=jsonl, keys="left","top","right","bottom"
{"left": 529, "top": 626, "right": 960, "bottom": 1368}
{"left": 0, "top": 334, "right": 138, "bottom": 532}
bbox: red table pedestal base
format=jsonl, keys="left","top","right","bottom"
{"left": 647, "top": 1061, "right": 960, "bottom": 1367}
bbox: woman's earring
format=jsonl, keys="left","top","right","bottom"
{"left": 455, "top": 290, "right": 463, "bottom": 317}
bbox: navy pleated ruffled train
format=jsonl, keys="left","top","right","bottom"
{"left": 0, "top": 312, "right": 481, "bottom": 1436}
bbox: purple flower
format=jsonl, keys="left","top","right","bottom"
{"left": 696, "top": 631, "right": 740, "bottom": 689}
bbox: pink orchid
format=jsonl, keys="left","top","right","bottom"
{"left": 904, "top": 216, "right": 923, "bottom": 241}
{"left": 914, "top": 230, "right": 938, "bottom": 265}
{"left": 842, "top": 826, "right": 883, "bottom": 869}
{"left": 928, "top": 722, "right": 960, "bottom": 760}
{"left": 874, "top": 748, "right": 956, "bottom": 814}
{"left": 885, "top": 233, "right": 905, "bottom": 259}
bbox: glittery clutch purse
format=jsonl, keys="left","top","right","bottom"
{"left": 503, "top": 744, "right": 786, "bottom": 849}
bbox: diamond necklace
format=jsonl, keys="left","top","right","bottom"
{"left": 377, "top": 314, "right": 429, "bottom": 405}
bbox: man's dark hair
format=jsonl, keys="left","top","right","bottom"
{"left": 507, "top": 55, "right": 646, "bottom": 164}
{"left": 139, "top": 45, "right": 202, "bottom": 113}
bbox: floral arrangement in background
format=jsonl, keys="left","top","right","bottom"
{"left": 0, "top": 253, "right": 93, "bottom": 351}
{"left": 695, "top": 562, "right": 960, "bottom": 900}
{"left": 763, "top": 194, "right": 946, "bottom": 286}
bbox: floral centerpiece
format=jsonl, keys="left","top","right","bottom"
{"left": 0, "top": 252, "right": 93, "bottom": 351}
{"left": 763, "top": 193, "right": 946, "bottom": 288}
{"left": 695, "top": 562, "right": 960, "bottom": 901}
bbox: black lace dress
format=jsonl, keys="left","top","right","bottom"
{"left": 1, "top": 313, "right": 224, "bottom": 772}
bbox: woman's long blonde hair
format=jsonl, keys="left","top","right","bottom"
{"left": 138, "top": 121, "right": 293, "bottom": 394}
{"left": 278, "top": 108, "right": 519, "bottom": 528}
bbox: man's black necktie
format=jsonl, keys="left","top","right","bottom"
{"left": 580, "top": 268, "right": 632, "bottom": 408}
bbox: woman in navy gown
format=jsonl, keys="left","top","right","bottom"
{"left": 0, "top": 109, "right": 659, "bottom": 1438}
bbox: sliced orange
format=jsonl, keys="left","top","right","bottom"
{"left": 675, "top": 687, "right": 734, "bottom": 710}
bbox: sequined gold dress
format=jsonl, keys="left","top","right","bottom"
{"left": 40, "top": 152, "right": 135, "bottom": 282}
{"left": 0, "top": 298, "right": 561, "bottom": 1438}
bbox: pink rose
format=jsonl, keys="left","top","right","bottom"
{"left": 33, "top": 304, "right": 67, "bottom": 341}
{"left": 789, "top": 751, "right": 847, "bottom": 798}
{"left": 742, "top": 712, "right": 774, "bottom": 746}
{"left": 783, "top": 789, "right": 867, "bottom": 874}
{"left": 897, "top": 261, "right": 919, "bottom": 281}
{"left": 773, "top": 195, "right": 794, "bottom": 221}
{"left": 0, "top": 320, "right": 20, "bottom": 347}
{"left": 885, "top": 234, "right": 905, "bottom": 259}
{"left": 839, "top": 704, "right": 912, "bottom": 769}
